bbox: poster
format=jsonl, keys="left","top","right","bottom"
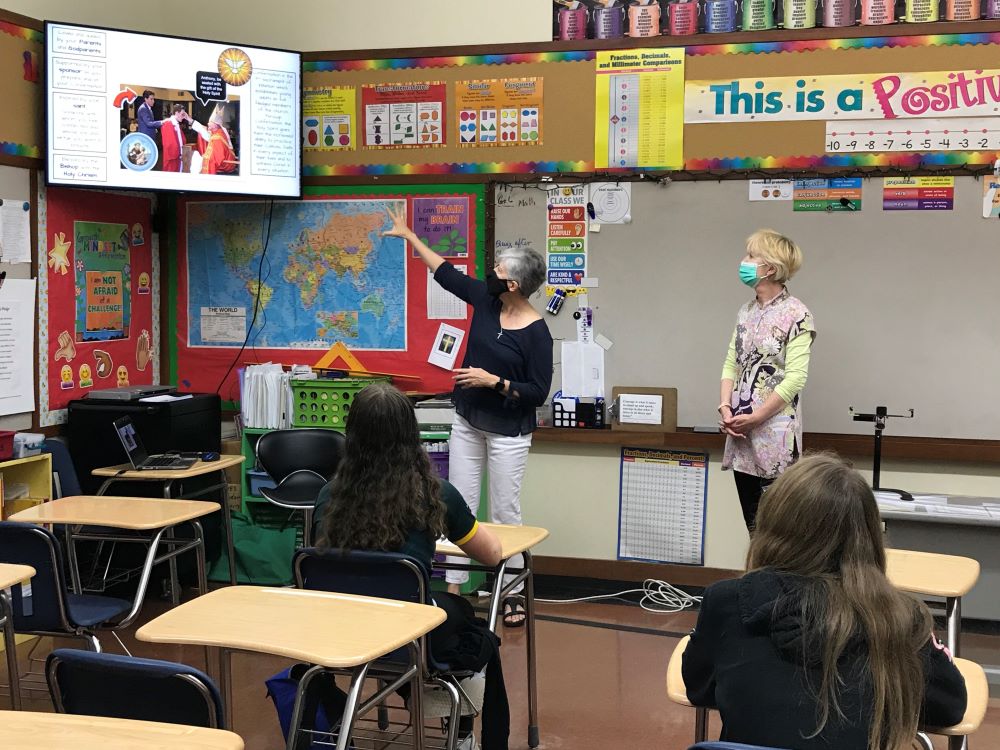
{"left": 883, "top": 176, "right": 954, "bottom": 211}
{"left": 589, "top": 183, "right": 631, "bottom": 223}
{"left": 749, "top": 179, "right": 793, "bottom": 201}
{"left": 411, "top": 196, "right": 470, "bottom": 258}
{"left": 303, "top": 85, "right": 355, "bottom": 151}
{"left": 454, "top": 78, "right": 543, "bottom": 146}
{"left": 545, "top": 185, "right": 587, "bottom": 295}
{"left": 825, "top": 118, "right": 1000, "bottom": 153}
{"left": 983, "top": 178, "right": 1000, "bottom": 218}
{"left": 0, "top": 278, "right": 36, "bottom": 417}
{"left": 594, "top": 48, "right": 685, "bottom": 170}
{"left": 792, "top": 178, "right": 863, "bottom": 212}
{"left": 687, "top": 68, "right": 1000, "bottom": 124}
{"left": 362, "top": 82, "right": 446, "bottom": 148}
{"left": 38, "top": 186, "right": 157, "bottom": 425}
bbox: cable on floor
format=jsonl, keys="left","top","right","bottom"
{"left": 534, "top": 579, "right": 702, "bottom": 614}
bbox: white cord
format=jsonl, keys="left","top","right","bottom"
{"left": 535, "top": 578, "right": 702, "bottom": 614}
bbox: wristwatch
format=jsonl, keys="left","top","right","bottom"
{"left": 494, "top": 377, "right": 506, "bottom": 392}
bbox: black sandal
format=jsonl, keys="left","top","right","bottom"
{"left": 502, "top": 595, "right": 526, "bottom": 628}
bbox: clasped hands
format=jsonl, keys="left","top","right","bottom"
{"left": 453, "top": 367, "right": 496, "bottom": 389}
{"left": 719, "top": 408, "right": 762, "bottom": 438}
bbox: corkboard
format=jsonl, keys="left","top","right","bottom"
{"left": 684, "top": 42, "right": 1000, "bottom": 161}
{"left": 304, "top": 60, "right": 596, "bottom": 169}
{"left": 0, "top": 15, "right": 43, "bottom": 162}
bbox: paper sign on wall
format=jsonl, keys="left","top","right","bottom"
{"left": 619, "top": 394, "right": 663, "bottom": 425}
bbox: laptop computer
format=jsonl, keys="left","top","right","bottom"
{"left": 113, "top": 416, "right": 198, "bottom": 471}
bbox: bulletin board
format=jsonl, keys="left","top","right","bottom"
{"left": 37, "top": 186, "right": 159, "bottom": 425}
{"left": 170, "top": 184, "right": 486, "bottom": 401}
{"left": 0, "top": 12, "right": 42, "bottom": 163}
{"left": 494, "top": 178, "right": 1000, "bottom": 441}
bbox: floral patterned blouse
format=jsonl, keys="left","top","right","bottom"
{"left": 722, "top": 288, "right": 815, "bottom": 479}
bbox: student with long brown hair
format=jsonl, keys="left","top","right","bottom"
{"left": 682, "top": 453, "right": 966, "bottom": 750}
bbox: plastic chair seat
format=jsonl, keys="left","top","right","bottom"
{"left": 66, "top": 593, "right": 131, "bottom": 627}
{"left": 260, "top": 482, "right": 324, "bottom": 510}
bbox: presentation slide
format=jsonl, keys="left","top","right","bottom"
{"left": 46, "top": 22, "right": 301, "bottom": 197}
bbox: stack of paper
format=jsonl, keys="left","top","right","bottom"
{"left": 241, "top": 363, "right": 294, "bottom": 429}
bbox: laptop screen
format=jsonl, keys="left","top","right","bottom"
{"left": 113, "top": 416, "right": 149, "bottom": 468}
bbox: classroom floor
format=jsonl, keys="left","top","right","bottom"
{"left": 10, "top": 584, "right": 1000, "bottom": 750}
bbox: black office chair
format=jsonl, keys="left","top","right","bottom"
{"left": 255, "top": 429, "right": 345, "bottom": 547}
{"left": 46, "top": 648, "right": 225, "bottom": 728}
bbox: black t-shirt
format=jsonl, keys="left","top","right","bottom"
{"left": 433, "top": 261, "right": 553, "bottom": 437}
{"left": 313, "top": 477, "right": 478, "bottom": 574}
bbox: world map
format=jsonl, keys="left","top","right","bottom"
{"left": 186, "top": 199, "right": 406, "bottom": 350}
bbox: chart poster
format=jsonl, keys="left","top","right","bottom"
{"left": 618, "top": 448, "right": 707, "bottom": 565}
{"left": 984, "top": 179, "right": 1000, "bottom": 218}
{"left": 411, "top": 196, "right": 470, "bottom": 258}
{"left": 595, "top": 48, "right": 685, "bottom": 170}
{"left": 793, "top": 178, "right": 863, "bottom": 212}
{"left": 455, "top": 78, "right": 542, "bottom": 147}
{"left": 362, "top": 82, "right": 446, "bottom": 148}
{"left": 545, "top": 185, "right": 587, "bottom": 296}
{"left": 39, "top": 186, "right": 157, "bottom": 424}
{"left": 303, "top": 85, "right": 355, "bottom": 151}
{"left": 883, "top": 176, "right": 954, "bottom": 211}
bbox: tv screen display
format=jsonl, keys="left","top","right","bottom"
{"left": 45, "top": 22, "right": 301, "bottom": 197}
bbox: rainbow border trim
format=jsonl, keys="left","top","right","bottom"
{"left": 304, "top": 160, "right": 594, "bottom": 176}
{"left": 0, "top": 141, "right": 41, "bottom": 159}
{"left": 0, "top": 20, "right": 42, "bottom": 43}
{"left": 687, "top": 31, "right": 1000, "bottom": 56}
{"left": 305, "top": 50, "right": 596, "bottom": 72}
{"left": 685, "top": 151, "right": 1000, "bottom": 169}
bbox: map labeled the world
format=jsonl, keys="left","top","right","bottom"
{"left": 186, "top": 199, "right": 406, "bottom": 350}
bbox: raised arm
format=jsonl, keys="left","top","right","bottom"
{"left": 382, "top": 203, "right": 444, "bottom": 272}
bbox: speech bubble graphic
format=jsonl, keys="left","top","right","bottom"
{"left": 195, "top": 71, "right": 227, "bottom": 106}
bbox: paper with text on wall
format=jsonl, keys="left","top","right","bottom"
{"left": 561, "top": 340, "right": 605, "bottom": 398}
{"left": 0, "top": 278, "right": 37, "bottom": 416}
{"left": 619, "top": 394, "right": 663, "bottom": 425}
{"left": 0, "top": 199, "right": 31, "bottom": 264}
{"left": 427, "top": 266, "right": 467, "bottom": 320}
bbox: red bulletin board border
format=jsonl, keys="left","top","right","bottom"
{"left": 170, "top": 185, "right": 485, "bottom": 403}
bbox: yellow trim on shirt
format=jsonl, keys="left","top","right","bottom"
{"left": 453, "top": 520, "right": 479, "bottom": 547}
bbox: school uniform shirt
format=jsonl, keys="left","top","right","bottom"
{"left": 433, "top": 261, "right": 553, "bottom": 437}
{"left": 682, "top": 570, "right": 967, "bottom": 750}
{"left": 313, "top": 478, "right": 479, "bottom": 575}
{"left": 721, "top": 287, "right": 815, "bottom": 479}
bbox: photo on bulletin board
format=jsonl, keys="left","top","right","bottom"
{"left": 170, "top": 185, "right": 485, "bottom": 404}
{"left": 37, "top": 186, "right": 159, "bottom": 425}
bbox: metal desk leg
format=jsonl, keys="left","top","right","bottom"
{"left": 411, "top": 641, "right": 426, "bottom": 750}
{"left": 524, "top": 549, "right": 540, "bottom": 748}
{"left": 486, "top": 560, "right": 510, "bottom": 634}
{"left": 0, "top": 591, "right": 22, "bottom": 710}
{"left": 946, "top": 596, "right": 961, "bottom": 657}
{"left": 65, "top": 525, "right": 84, "bottom": 595}
{"left": 695, "top": 707, "right": 709, "bottom": 743}
{"left": 191, "top": 520, "right": 208, "bottom": 597}
{"left": 218, "top": 469, "right": 237, "bottom": 586}
{"left": 164, "top": 526, "right": 181, "bottom": 606}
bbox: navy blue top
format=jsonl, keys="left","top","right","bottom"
{"left": 434, "top": 261, "right": 553, "bottom": 437}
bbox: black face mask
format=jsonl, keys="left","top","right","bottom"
{"left": 485, "top": 271, "right": 510, "bottom": 297}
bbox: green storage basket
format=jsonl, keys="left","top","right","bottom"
{"left": 290, "top": 376, "right": 388, "bottom": 430}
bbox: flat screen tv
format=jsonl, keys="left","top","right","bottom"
{"left": 45, "top": 22, "right": 301, "bottom": 197}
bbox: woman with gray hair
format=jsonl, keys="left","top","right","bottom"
{"left": 384, "top": 205, "right": 553, "bottom": 627}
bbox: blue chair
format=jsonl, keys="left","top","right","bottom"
{"left": 41, "top": 437, "right": 82, "bottom": 499}
{"left": 689, "top": 744, "right": 790, "bottom": 750}
{"left": 292, "top": 547, "right": 467, "bottom": 750}
{"left": 0, "top": 522, "right": 130, "bottom": 652}
{"left": 46, "top": 648, "right": 225, "bottom": 728}
{"left": 256, "top": 429, "right": 345, "bottom": 547}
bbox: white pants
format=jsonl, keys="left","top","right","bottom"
{"left": 446, "top": 414, "right": 532, "bottom": 593}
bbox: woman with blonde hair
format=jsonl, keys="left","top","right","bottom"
{"left": 719, "top": 228, "right": 815, "bottom": 530}
{"left": 682, "top": 453, "right": 966, "bottom": 750}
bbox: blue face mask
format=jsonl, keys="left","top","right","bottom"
{"left": 739, "top": 261, "right": 761, "bottom": 287}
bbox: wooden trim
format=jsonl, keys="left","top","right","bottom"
{"left": 303, "top": 174, "right": 512, "bottom": 187}
{"left": 0, "top": 7, "right": 43, "bottom": 31}
{"left": 533, "top": 427, "right": 1000, "bottom": 463}
{"left": 534, "top": 555, "right": 740, "bottom": 588}
{"left": 0, "top": 155, "right": 43, "bottom": 171}
{"left": 303, "top": 20, "right": 1000, "bottom": 62}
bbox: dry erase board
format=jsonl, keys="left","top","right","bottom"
{"left": 495, "top": 178, "right": 1000, "bottom": 440}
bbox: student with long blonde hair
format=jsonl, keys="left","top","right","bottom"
{"left": 683, "top": 454, "right": 966, "bottom": 750}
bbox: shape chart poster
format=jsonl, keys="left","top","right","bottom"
{"left": 303, "top": 85, "right": 355, "bottom": 151}
{"left": 362, "top": 82, "right": 446, "bottom": 148}
{"left": 455, "top": 78, "right": 543, "bottom": 147}
{"left": 594, "top": 48, "right": 685, "bottom": 170}
{"left": 39, "top": 186, "right": 157, "bottom": 424}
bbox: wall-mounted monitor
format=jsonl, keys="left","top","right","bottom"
{"left": 45, "top": 22, "right": 301, "bottom": 197}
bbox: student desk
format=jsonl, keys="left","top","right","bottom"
{"left": 9, "top": 496, "right": 214, "bottom": 629}
{"left": 0, "top": 564, "right": 34, "bottom": 710}
{"left": 666, "top": 635, "right": 988, "bottom": 750}
{"left": 435, "top": 522, "right": 550, "bottom": 749}
{"left": 885, "top": 548, "right": 980, "bottom": 656}
{"left": 136, "top": 585, "right": 445, "bottom": 750}
{"left": 0, "top": 710, "right": 244, "bottom": 749}
{"left": 92, "top": 455, "right": 244, "bottom": 587}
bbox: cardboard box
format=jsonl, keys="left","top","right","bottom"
{"left": 221, "top": 439, "right": 242, "bottom": 484}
